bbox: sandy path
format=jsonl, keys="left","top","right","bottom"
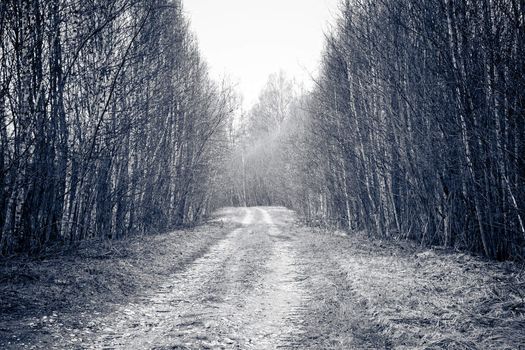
{"left": 77, "top": 207, "right": 308, "bottom": 349}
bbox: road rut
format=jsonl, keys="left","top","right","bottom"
{"left": 86, "top": 207, "right": 309, "bottom": 349}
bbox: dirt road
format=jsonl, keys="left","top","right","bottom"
{"left": 83, "top": 207, "right": 309, "bottom": 349}
{"left": 3, "top": 207, "right": 523, "bottom": 349}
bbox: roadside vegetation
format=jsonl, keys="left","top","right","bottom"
{"left": 220, "top": 0, "right": 525, "bottom": 261}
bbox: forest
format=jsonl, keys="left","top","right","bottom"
{"left": 0, "top": 0, "right": 236, "bottom": 255}
{"left": 1, "top": 0, "right": 525, "bottom": 348}
{"left": 1, "top": 0, "right": 524, "bottom": 261}
{"left": 222, "top": 0, "right": 525, "bottom": 261}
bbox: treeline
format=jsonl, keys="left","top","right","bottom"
{"left": 226, "top": 0, "right": 525, "bottom": 260}
{"left": 301, "top": 0, "right": 525, "bottom": 260}
{"left": 0, "top": 0, "right": 234, "bottom": 255}
{"left": 219, "top": 72, "right": 302, "bottom": 208}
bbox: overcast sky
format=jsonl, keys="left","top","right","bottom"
{"left": 183, "top": 0, "right": 341, "bottom": 109}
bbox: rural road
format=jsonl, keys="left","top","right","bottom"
{"left": 82, "top": 206, "right": 336, "bottom": 349}
{"left": 5, "top": 207, "right": 523, "bottom": 349}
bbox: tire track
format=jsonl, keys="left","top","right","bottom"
{"left": 36, "top": 207, "right": 311, "bottom": 350}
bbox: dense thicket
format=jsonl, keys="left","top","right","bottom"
{"left": 298, "top": 0, "right": 525, "bottom": 260}
{"left": 0, "top": 0, "right": 234, "bottom": 255}
{"left": 222, "top": 0, "right": 525, "bottom": 260}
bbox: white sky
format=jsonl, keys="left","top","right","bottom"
{"left": 183, "top": 0, "right": 341, "bottom": 109}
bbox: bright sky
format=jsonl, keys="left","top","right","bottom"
{"left": 183, "top": 0, "right": 341, "bottom": 109}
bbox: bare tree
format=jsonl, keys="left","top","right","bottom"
{"left": 0, "top": 0, "right": 235, "bottom": 255}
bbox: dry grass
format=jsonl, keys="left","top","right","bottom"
{"left": 312, "top": 229, "right": 525, "bottom": 349}
{"left": 0, "top": 220, "right": 234, "bottom": 348}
